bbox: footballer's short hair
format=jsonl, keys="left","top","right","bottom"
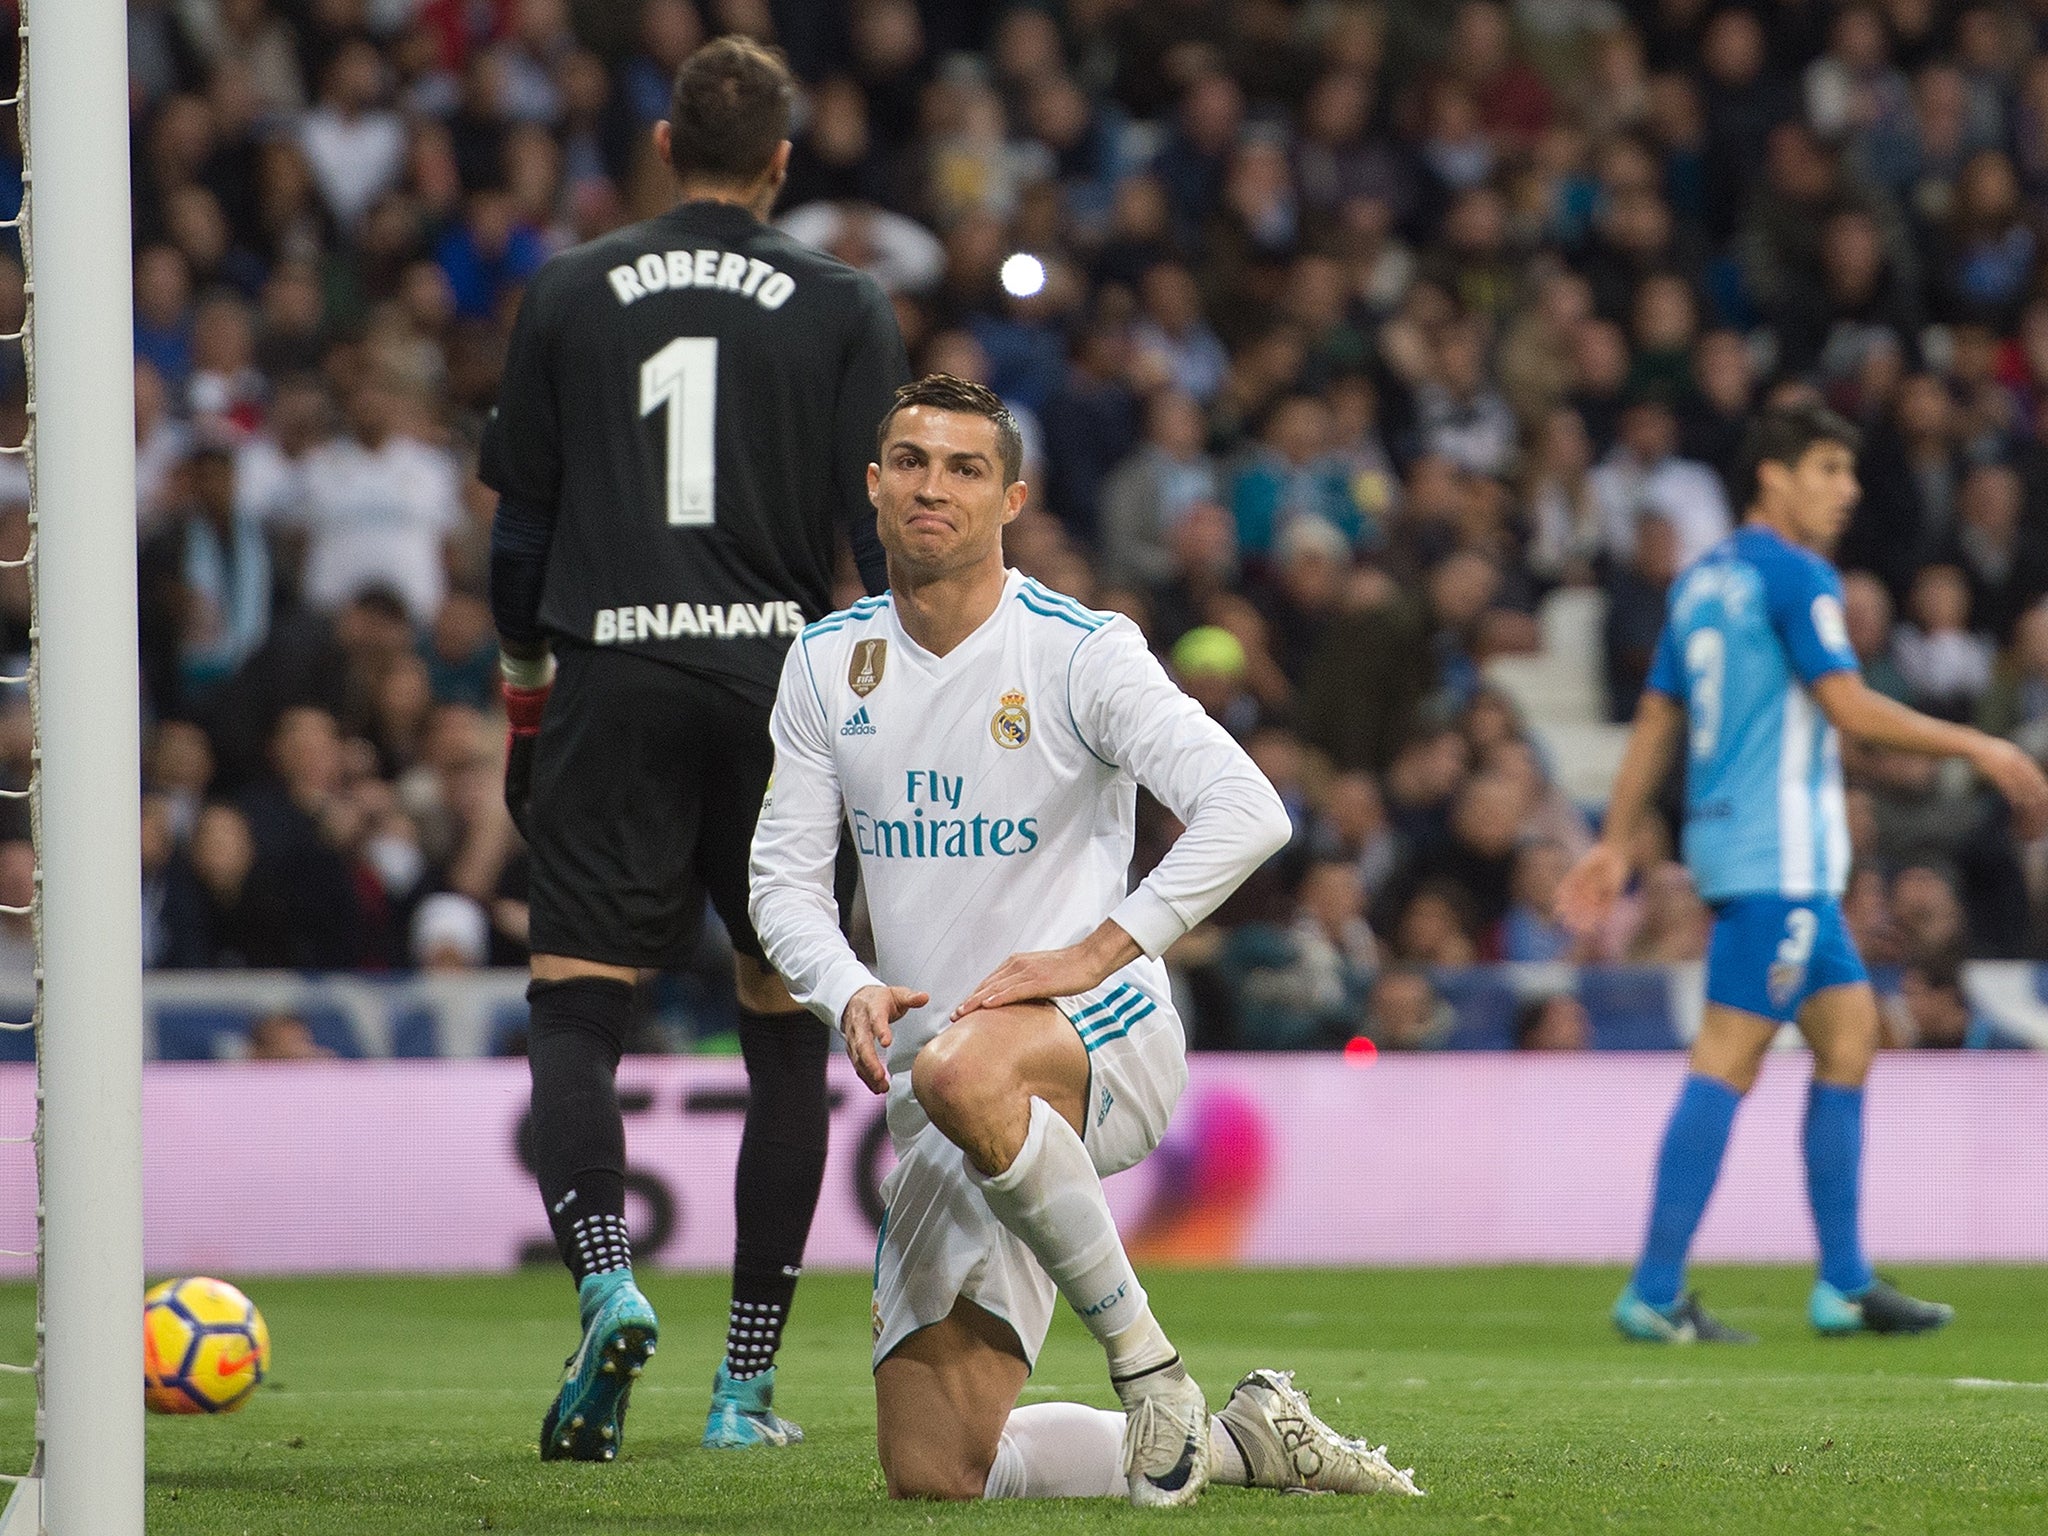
{"left": 1738, "top": 401, "right": 1862, "bottom": 510}
{"left": 666, "top": 37, "right": 795, "bottom": 186}
{"left": 876, "top": 374, "right": 1025, "bottom": 486}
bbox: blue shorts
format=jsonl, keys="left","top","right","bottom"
{"left": 1704, "top": 895, "right": 1869, "bottom": 1024}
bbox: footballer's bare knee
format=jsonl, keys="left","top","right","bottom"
{"left": 1691, "top": 1004, "right": 1776, "bottom": 1094}
{"left": 1802, "top": 985, "right": 1879, "bottom": 1086}
{"left": 913, "top": 1024, "right": 1028, "bottom": 1174}
{"left": 883, "top": 1447, "right": 995, "bottom": 1502}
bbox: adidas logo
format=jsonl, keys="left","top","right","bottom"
{"left": 841, "top": 706, "right": 876, "bottom": 737}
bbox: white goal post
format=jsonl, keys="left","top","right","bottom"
{"left": 0, "top": 0, "right": 146, "bottom": 1532}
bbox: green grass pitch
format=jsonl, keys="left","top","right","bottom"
{"left": 1, "top": 1266, "right": 2043, "bottom": 1534}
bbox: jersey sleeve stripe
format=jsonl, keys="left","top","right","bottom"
{"left": 803, "top": 596, "right": 890, "bottom": 640}
{"left": 1065, "top": 625, "right": 1117, "bottom": 768}
{"left": 1015, "top": 591, "right": 1103, "bottom": 631}
{"left": 797, "top": 635, "right": 830, "bottom": 722}
{"left": 1020, "top": 580, "right": 1108, "bottom": 628}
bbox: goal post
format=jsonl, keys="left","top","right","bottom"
{"left": 5, "top": 0, "right": 147, "bottom": 1531}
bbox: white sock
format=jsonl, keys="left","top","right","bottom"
{"left": 982, "top": 1402, "right": 1127, "bottom": 1499}
{"left": 973, "top": 1098, "right": 1177, "bottom": 1377}
{"left": 978, "top": 1403, "right": 1254, "bottom": 1497}
{"left": 1208, "top": 1417, "right": 1251, "bottom": 1485}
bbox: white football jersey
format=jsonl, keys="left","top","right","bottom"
{"left": 749, "top": 569, "right": 1290, "bottom": 1144}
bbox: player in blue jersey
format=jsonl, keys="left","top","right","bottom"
{"left": 1559, "top": 403, "right": 2048, "bottom": 1342}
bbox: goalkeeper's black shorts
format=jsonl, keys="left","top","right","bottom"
{"left": 526, "top": 645, "right": 775, "bottom": 970}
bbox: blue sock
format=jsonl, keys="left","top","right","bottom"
{"left": 1804, "top": 1080, "right": 1874, "bottom": 1296}
{"left": 1632, "top": 1074, "right": 1742, "bottom": 1310}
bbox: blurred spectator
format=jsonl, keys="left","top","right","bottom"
{"left": 1890, "top": 861, "right": 1968, "bottom": 962}
{"left": 134, "top": 245, "right": 196, "bottom": 392}
{"left": 1889, "top": 945, "right": 2029, "bottom": 1049}
{"left": 1979, "top": 599, "right": 2048, "bottom": 758}
{"left": 434, "top": 189, "right": 548, "bottom": 321}
{"left": 138, "top": 435, "right": 272, "bottom": 718}
{"left": 1523, "top": 405, "right": 1601, "bottom": 588}
{"left": 1132, "top": 262, "right": 1229, "bottom": 405}
{"left": 1603, "top": 510, "right": 1680, "bottom": 722}
{"left": 1310, "top": 769, "right": 1400, "bottom": 902}
{"left": 247, "top": 1011, "right": 336, "bottom": 1060}
{"left": 413, "top": 890, "right": 492, "bottom": 971}
{"left": 294, "top": 372, "right": 462, "bottom": 625}
{"left": 1145, "top": 500, "right": 1239, "bottom": 649}
{"left": 1588, "top": 395, "right": 1731, "bottom": 571}
{"left": 1362, "top": 965, "right": 1454, "bottom": 1051}
{"left": 1501, "top": 838, "right": 1579, "bottom": 963}
{"left": 298, "top": 37, "right": 407, "bottom": 231}
{"left": 1391, "top": 878, "right": 1482, "bottom": 967}
{"left": 1842, "top": 569, "right": 1912, "bottom": 702}
{"left": 1039, "top": 322, "right": 1140, "bottom": 543}
{"left": 1413, "top": 317, "right": 1517, "bottom": 478}
{"left": 1936, "top": 462, "right": 2045, "bottom": 644}
{"left": 1892, "top": 563, "right": 1994, "bottom": 720}
{"left": 1098, "top": 390, "right": 1219, "bottom": 588}
{"left": 1843, "top": 863, "right": 1907, "bottom": 969}
{"left": 157, "top": 801, "right": 293, "bottom": 969}
{"left": 235, "top": 706, "right": 382, "bottom": 970}
{"left": 1515, "top": 992, "right": 1592, "bottom": 1051}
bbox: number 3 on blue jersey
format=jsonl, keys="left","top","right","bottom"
{"left": 1683, "top": 627, "right": 1724, "bottom": 758}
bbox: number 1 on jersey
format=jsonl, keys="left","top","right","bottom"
{"left": 641, "top": 336, "right": 717, "bottom": 526}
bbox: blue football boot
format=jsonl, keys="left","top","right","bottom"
{"left": 540, "top": 1272, "right": 658, "bottom": 1462}
{"left": 702, "top": 1362, "right": 805, "bottom": 1449}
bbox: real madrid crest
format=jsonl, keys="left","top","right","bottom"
{"left": 990, "top": 688, "right": 1031, "bottom": 749}
{"left": 848, "top": 638, "right": 887, "bottom": 697}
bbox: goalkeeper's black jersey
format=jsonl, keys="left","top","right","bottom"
{"left": 480, "top": 199, "right": 908, "bottom": 704}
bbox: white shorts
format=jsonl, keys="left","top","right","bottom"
{"left": 870, "top": 974, "right": 1188, "bottom": 1371}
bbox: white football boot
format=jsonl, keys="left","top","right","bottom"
{"left": 1118, "top": 1368, "right": 1212, "bottom": 1509}
{"left": 1214, "top": 1368, "right": 1424, "bottom": 1496}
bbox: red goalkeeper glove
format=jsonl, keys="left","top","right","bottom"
{"left": 501, "top": 651, "right": 554, "bottom": 836}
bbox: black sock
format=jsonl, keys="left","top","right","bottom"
{"left": 527, "top": 977, "right": 634, "bottom": 1285}
{"left": 725, "top": 1007, "right": 830, "bottom": 1378}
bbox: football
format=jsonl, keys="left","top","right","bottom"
{"left": 143, "top": 1277, "right": 271, "bottom": 1415}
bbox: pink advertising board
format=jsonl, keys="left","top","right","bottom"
{"left": 0, "top": 1054, "right": 2037, "bottom": 1277}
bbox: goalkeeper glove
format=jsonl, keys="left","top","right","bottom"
{"left": 501, "top": 649, "right": 554, "bottom": 838}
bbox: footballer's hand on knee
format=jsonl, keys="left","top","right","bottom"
{"left": 842, "top": 985, "right": 927, "bottom": 1094}
{"left": 952, "top": 922, "right": 1141, "bottom": 1019}
{"left": 952, "top": 948, "right": 1085, "bottom": 1018}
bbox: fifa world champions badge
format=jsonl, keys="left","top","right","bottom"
{"left": 991, "top": 688, "right": 1031, "bottom": 749}
{"left": 848, "top": 638, "right": 887, "bottom": 697}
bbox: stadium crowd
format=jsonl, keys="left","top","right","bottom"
{"left": 13, "top": 0, "right": 2048, "bottom": 1049}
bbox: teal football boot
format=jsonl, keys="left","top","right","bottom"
{"left": 1811, "top": 1277, "right": 1953, "bottom": 1336}
{"left": 1613, "top": 1286, "right": 1756, "bottom": 1343}
{"left": 702, "top": 1362, "right": 805, "bottom": 1448}
{"left": 540, "top": 1272, "right": 658, "bottom": 1462}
